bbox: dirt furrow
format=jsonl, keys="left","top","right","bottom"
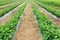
{"left": 34, "top": 2, "right": 60, "bottom": 28}
{"left": 14, "top": 1, "right": 42, "bottom": 40}
{"left": 0, "top": 2, "right": 26, "bottom": 24}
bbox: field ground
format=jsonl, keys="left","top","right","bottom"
{"left": 14, "top": 1, "right": 42, "bottom": 40}
{"left": 33, "top": 2, "right": 60, "bottom": 28}
{"left": 0, "top": 1, "right": 26, "bottom": 24}
{"left": 0, "top": 0, "right": 60, "bottom": 40}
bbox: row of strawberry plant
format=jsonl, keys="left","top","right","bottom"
{"left": 0, "top": 3, "right": 26, "bottom": 40}
{"left": 34, "top": 1, "right": 60, "bottom": 18}
{"left": 0, "top": 0, "right": 18, "bottom": 6}
{"left": 39, "top": 0, "right": 60, "bottom": 10}
{"left": 32, "top": 2, "right": 60, "bottom": 40}
{"left": 0, "top": 1, "right": 25, "bottom": 17}
{"left": 40, "top": 0, "right": 60, "bottom": 7}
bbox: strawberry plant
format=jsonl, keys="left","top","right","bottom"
{"left": 0, "top": 3, "right": 26, "bottom": 40}
{"left": 32, "top": 3, "right": 60, "bottom": 40}
{"left": 0, "top": 1, "right": 25, "bottom": 17}
{"left": 34, "top": 0, "right": 60, "bottom": 18}
{"left": 0, "top": 0, "right": 19, "bottom": 6}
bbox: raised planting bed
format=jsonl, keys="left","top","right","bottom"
{"left": 0, "top": 0, "right": 18, "bottom": 6}
{"left": 0, "top": 3, "right": 26, "bottom": 40}
{"left": 0, "top": 1, "right": 25, "bottom": 17}
{"left": 39, "top": 0, "right": 60, "bottom": 7}
{"left": 32, "top": 3, "right": 60, "bottom": 40}
{"left": 34, "top": 1, "right": 60, "bottom": 18}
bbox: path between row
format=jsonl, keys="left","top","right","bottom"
{"left": 14, "top": 1, "right": 42, "bottom": 40}
{"left": 33, "top": 2, "right": 60, "bottom": 28}
{"left": 0, "top": 2, "right": 26, "bottom": 24}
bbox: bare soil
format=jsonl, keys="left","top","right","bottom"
{"left": 34, "top": 2, "right": 60, "bottom": 28}
{"left": 14, "top": 1, "right": 42, "bottom": 40}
